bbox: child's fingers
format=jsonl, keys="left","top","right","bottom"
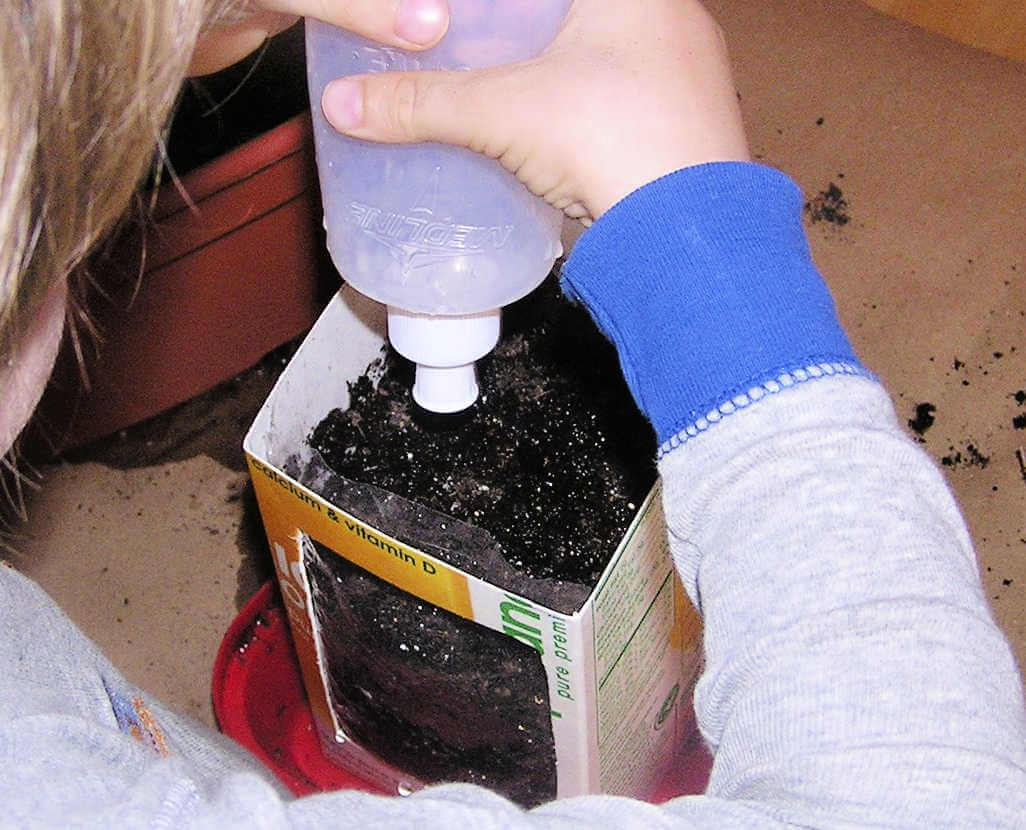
{"left": 258, "top": 0, "right": 450, "bottom": 49}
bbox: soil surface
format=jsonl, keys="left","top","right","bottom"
{"left": 309, "top": 276, "right": 657, "bottom": 597}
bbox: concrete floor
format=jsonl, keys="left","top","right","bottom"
{"left": 10, "top": 0, "right": 1026, "bottom": 743}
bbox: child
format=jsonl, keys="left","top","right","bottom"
{"left": 1, "top": 0, "right": 1023, "bottom": 825}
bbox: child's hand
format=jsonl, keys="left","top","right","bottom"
{"left": 189, "top": 0, "right": 450, "bottom": 77}
{"left": 320, "top": 0, "right": 749, "bottom": 223}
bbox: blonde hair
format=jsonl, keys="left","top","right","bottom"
{"left": 0, "top": 0, "right": 248, "bottom": 366}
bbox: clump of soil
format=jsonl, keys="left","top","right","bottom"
{"left": 908, "top": 402, "right": 936, "bottom": 439}
{"left": 296, "top": 275, "right": 657, "bottom": 805}
{"left": 804, "top": 182, "right": 850, "bottom": 226}
{"left": 941, "top": 442, "right": 990, "bottom": 469}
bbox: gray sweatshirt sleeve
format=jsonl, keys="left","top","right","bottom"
{"left": 658, "top": 377, "right": 1026, "bottom": 828}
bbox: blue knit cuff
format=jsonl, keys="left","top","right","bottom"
{"left": 560, "top": 162, "right": 868, "bottom": 453}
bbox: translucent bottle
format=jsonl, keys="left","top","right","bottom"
{"left": 306, "top": 0, "right": 570, "bottom": 412}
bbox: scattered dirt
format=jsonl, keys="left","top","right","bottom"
{"left": 941, "top": 443, "right": 991, "bottom": 470}
{"left": 804, "top": 182, "right": 850, "bottom": 226}
{"left": 907, "top": 358, "right": 1026, "bottom": 475}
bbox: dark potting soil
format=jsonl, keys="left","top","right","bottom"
{"left": 308, "top": 276, "right": 657, "bottom": 598}
{"left": 907, "top": 402, "right": 936, "bottom": 438}
{"left": 304, "top": 537, "right": 556, "bottom": 805}
{"left": 296, "top": 275, "right": 657, "bottom": 805}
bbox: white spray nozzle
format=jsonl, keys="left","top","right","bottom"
{"left": 387, "top": 307, "right": 501, "bottom": 413}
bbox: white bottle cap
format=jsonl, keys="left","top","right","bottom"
{"left": 386, "top": 306, "right": 501, "bottom": 413}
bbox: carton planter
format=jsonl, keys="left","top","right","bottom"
{"left": 245, "top": 286, "right": 704, "bottom": 805}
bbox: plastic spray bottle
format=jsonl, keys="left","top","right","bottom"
{"left": 306, "top": 0, "right": 571, "bottom": 413}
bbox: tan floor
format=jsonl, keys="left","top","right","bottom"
{"left": 13, "top": 0, "right": 1026, "bottom": 734}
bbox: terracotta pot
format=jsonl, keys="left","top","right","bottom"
{"left": 35, "top": 111, "right": 336, "bottom": 453}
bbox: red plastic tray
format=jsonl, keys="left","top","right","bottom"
{"left": 213, "top": 581, "right": 712, "bottom": 800}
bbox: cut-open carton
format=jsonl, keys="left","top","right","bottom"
{"left": 244, "top": 285, "right": 704, "bottom": 803}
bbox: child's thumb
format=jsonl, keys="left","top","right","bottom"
{"left": 321, "top": 69, "right": 494, "bottom": 151}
